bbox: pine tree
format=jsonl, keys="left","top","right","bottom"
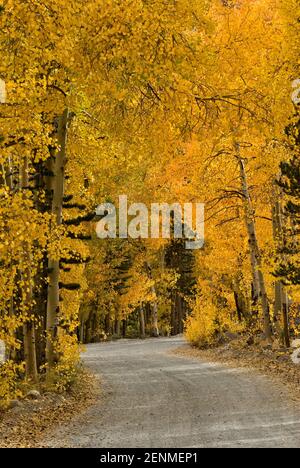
{"left": 277, "top": 116, "right": 300, "bottom": 285}
{"left": 165, "top": 237, "right": 196, "bottom": 335}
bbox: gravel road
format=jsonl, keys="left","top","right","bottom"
{"left": 45, "top": 336, "right": 300, "bottom": 448}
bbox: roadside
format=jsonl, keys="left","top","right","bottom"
{"left": 0, "top": 369, "right": 98, "bottom": 448}
{"left": 174, "top": 336, "right": 300, "bottom": 402}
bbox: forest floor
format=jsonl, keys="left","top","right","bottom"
{"left": 41, "top": 336, "right": 300, "bottom": 448}
{"left": 0, "top": 369, "right": 98, "bottom": 448}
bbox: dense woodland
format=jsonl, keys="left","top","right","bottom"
{"left": 1, "top": 0, "right": 300, "bottom": 404}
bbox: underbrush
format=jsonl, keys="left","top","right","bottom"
{"left": 185, "top": 294, "right": 244, "bottom": 348}
{"left": 0, "top": 334, "right": 82, "bottom": 409}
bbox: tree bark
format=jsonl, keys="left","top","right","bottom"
{"left": 272, "top": 189, "right": 290, "bottom": 347}
{"left": 282, "top": 291, "right": 290, "bottom": 348}
{"left": 236, "top": 146, "right": 272, "bottom": 340}
{"left": 139, "top": 306, "right": 146, "bottom": 338}
{"left": 150, "top": 295, "right": 159, "bottom": 337}
{"left": 233, "top": 273, "right": 250, "bottom": 322}
{"left": 46, "top": 109, "right": 69, "bottom": 373}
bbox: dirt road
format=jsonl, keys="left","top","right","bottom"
{"left": 45, "top": 337, "right": 300, "bottom": 448}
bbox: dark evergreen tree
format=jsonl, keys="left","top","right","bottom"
{"left": 277, "top": 115, "right": 300, "bottom": 284}
{"left": 165, "top": 236, "right": 196, "bottom": 335}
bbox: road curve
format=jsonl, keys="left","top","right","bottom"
{"left": 45, "top": 337, "right": 300, "bottom": 448}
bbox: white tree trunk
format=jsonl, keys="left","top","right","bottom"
{"left": 0, "top": 78, "right": 6, "bottom": 103}
{"left": 139, "top": 306, "right": 146, "bottom": 339}
{"left": 236, "top": 145, "right": 272, "bottom": 339}
{"left": 46, "top": 109, "right": 69, "bottom": 372}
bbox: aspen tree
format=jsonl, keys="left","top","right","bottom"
{"left": 139, "top": 306, "right": 146, "bottom": 339}
{"left": 236, "top": 144, "right": 272, "bottom": 340}
{"left": 20, "top": 158, "right": 38, "bottom": 382}
{"left": 46, "top": 109, "right": 70, "bottom": 373}
{"left": 0, "top": 79, "right": 5, "bottom": 104}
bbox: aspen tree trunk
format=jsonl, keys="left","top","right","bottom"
{"left": 233, "top": 278, "right": 244, "bottom": 322}
{"left": 233, "top": 273, "right": 251, "bottom": 322}
{"left": 272, "top": 190, "right": 290, "bottom": 347}
{"left": 0, "top": 78, "right": 6, "bottom": 104}
{"left": 282, "top": 291, "right": 290, "bottom": 348}
{"left": 250, "top": 250, "right": 260, "bottom": 306}
{"left": 139, "top": 306, "right": 146, "bottom": 338}
{"left": 0, "top": 156, "right": 14, "bottom": 190}
{"left": 150, "top": 295, "right": 159, "bottom": 337}
{"left": 236, "top": 146, "right": 272, "bottom": 340}
{"left": 273, "top": 282, "right": 282, "bottom": 320}
{"left": 21, "top": 159, "right": 38, "bottom": 382}
{"left": 23, "top": 322, "right": 38, "bottom": 382}
{"left": 46, "top": 109, "right": 69, "bottom": 373}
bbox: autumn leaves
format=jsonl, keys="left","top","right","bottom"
{"left": 0, "top": 0, "right": 299, "bottom": 403}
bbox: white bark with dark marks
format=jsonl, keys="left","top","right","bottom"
{"left": 236, "top": 144, "right": 272, "bottom": 340}
{"left": 46, "top": 109, "right": 70, "bottom": 372}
